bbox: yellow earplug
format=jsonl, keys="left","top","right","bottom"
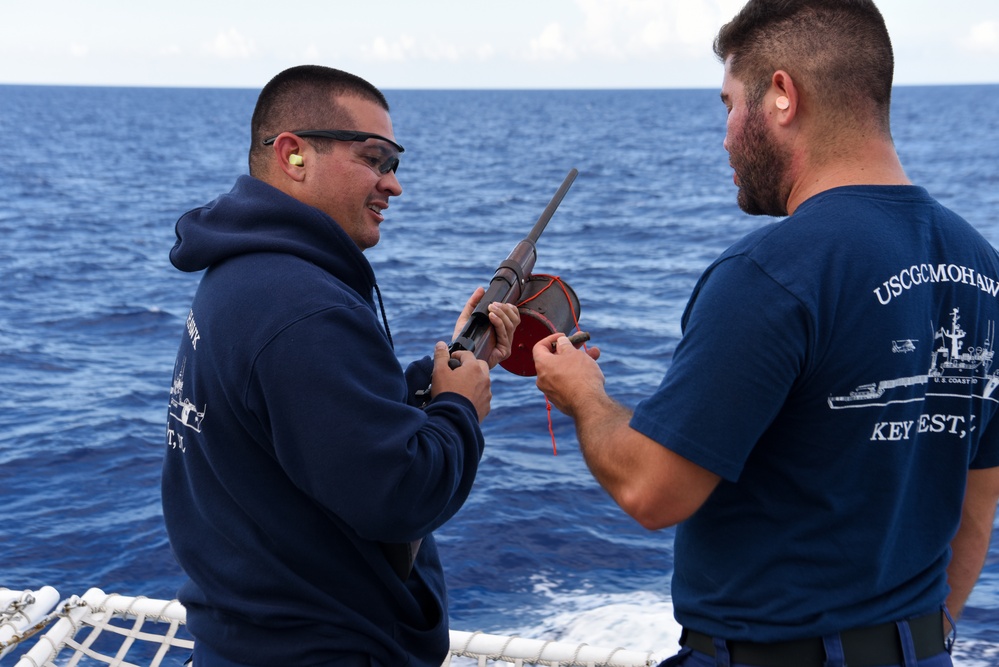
{"left": 289, "top": 154, "right": 304, "bottom": 166}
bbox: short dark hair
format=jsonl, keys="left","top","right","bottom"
{"left": 714, "top": 0, "right": 894, "bottom": 133}
{"left": 248, "top": 65, "right": 390, "bottom": 176}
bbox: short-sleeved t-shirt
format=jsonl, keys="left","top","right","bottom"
{"left": 631, "top": 185, "right": 999, "bottom": 641}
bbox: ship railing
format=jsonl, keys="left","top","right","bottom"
{"left": 0, "top": 587, "right": 659, "bottom": 667}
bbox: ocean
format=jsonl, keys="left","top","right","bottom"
{"left": 1, "top": 84, "right": 997, "bottom": 665}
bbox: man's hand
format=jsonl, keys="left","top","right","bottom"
{"left": 532, "top": 332, "right": 602, "bottom": 418}
{"left": 532, "top": 332, "right": 718, "bottom": 529}
{"left": 452, "top": 287, "right": 522, "bottom": 368}
{"left": 430, "top": 342, "right": 492, "bottom": 422}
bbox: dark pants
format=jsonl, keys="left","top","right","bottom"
{"left": 658, "top": 649, "right": 952, "bottom": 667}
{"left": 658, "top": 614, "right": 954, "bottom": 667}
{"left": 189, "top": 642, "right": 374, "bottom": 667}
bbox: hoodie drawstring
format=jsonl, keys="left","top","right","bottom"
{"left": 373, "top": 283, "right": 394, "bottom": 348}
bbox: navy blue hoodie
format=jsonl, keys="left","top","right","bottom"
{"left": 162, "top": 175, "right": 484, "bottom": 666}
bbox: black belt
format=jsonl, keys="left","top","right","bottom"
{"left": 680, "top": 612, "right": 945, "bottom": 667}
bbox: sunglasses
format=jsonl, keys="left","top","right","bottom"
{"left": 261, "top": 130, "right": 405, "bottom": 174}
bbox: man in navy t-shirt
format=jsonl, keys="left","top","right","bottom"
{"left": 533, "top": 2, "right": 999, "bottom": 666}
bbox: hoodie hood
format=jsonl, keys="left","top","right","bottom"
{"left": 170, "top": 175, "right": 376, "bottom": 299}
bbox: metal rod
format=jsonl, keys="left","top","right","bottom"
{"left": 527, "top": 168, "right": 578, "bottom": 245}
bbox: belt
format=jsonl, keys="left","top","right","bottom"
{"left": 680, "top": 612, "right": 945, "bottom": 667}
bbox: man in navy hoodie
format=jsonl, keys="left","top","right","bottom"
{"left": 163, "top": 65, "right": 519, "bottom": 667}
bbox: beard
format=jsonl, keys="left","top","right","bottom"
{"left": 730, "top": 106, "right": 791, "bottom": 217}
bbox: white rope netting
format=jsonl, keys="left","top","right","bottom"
{"left": 1, "top": 588, "right": 656, "bottom": 667}
{"left": 9, "top": 589, "right": 192, "bottom": 667}
{"left": 446, "top": 630, "right": 657, "bottom": 667}
{"left": 1, "top": 588, "right": 62, "bottom": 661}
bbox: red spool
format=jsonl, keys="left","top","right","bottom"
{"left": 500, "top": 276, "right": 581, "bottom": 377}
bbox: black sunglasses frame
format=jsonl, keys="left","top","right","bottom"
{"left": 261, "top": 130, "right": 404, "bottom": 175}
{"left": 261, "top": 130, "right": 405, "bottom": 154}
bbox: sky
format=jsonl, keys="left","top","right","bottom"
{"left": 2, "top": 0, "right": 997, "bottom": 90}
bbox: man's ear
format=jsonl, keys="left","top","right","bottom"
{"left": 270, "top": 132, "right": 308, "bottom": 181}
{"left": 771, "top": 70, "right": 798, "bottom": 125}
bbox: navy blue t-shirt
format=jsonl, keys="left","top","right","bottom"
{"left": 631, "top": 185, "right": 999, "bottom": 641}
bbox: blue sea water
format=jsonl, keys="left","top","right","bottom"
{"left": 1, "top": 84, "right": 998, "bottom": 665}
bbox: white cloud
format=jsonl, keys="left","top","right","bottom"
{"left": 523, "top": 0, "right": 746, "bottom": 62}
{"left": 422, "top": 40, "right": 462, "bottom": 62}
{"left": 204, "top": 28, "right": 255, "bottom": 59}
{"left": 966, "top": 20, "right": 999, "bottom": 54}
{"left": 5, "top": 0, "right": 987, "bottom": 88}
{"left": 365, "top": 35, "right": 412, "bottom": 62}
{"left": 301, "top": 43, "right": 321, "bottom": 61}
{"left": 527, "top": 23, "right": 577, "bottom": 61}
{"left": 361, "top": 34, "right": 476, "bottom": 63}
{"left": 475, "top": 43, "right": 496, "bottom": 60}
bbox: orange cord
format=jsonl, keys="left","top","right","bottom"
{"left": 519, "top": 274, "right": 583, "bottom": 455}
{"left": 546, "top": 396, "right": 557, "bottom": 455}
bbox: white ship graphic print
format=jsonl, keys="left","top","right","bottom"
{"left": 168, "top": 360, "right": 206, "bottom": 432}
{"left": 828, "top": 308, "right": 999, "bottom": 409}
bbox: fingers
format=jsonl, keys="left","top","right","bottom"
{"left": 547, "top": 332, "right": 578, "bottom": 352}
{"left": 488, "top": 302, "right": 520, "bottom": 329}
{"left": 449, "top": 349, "right": 479, "bottom": 369}
{"left": 461, "top": 287, "right": 486, "bottom": 316}
{"left": 433, "top": 341, "right": 451, "bottom": 367}
{"left": 534, "top": 332, "right": 565, "bottom": 358}
{"left": 532, "top": 332, "right": 601, "bottom": 379}
{"left": 488, "top": 302, "right": 521, "bottom": 344}
{"left": 452, "top": 287, "right": 486, "bottom": 341}
{"left": 432, "top": 347, "right": 492, "bottom": 421}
